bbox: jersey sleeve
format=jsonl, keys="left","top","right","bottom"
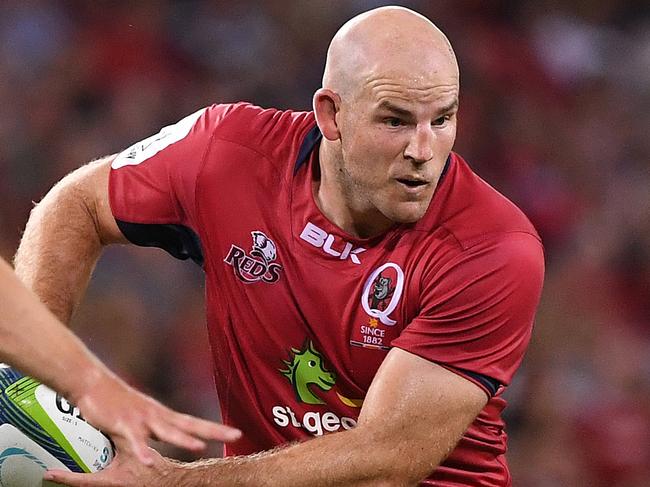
{"left": 108, "top": 104, "right": 236, "bottom": 264}
{"left": 391, "top": 232, "right": 544, "bottom": 392}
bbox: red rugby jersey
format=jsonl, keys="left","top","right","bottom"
{"left": 109, "top": 103, "right": 544, "bottom": 486}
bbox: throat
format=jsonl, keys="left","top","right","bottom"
{"left": 314, "top": 180, "right": 393, "bottom": 239}
{"left": 315, "top": 142, "right": 394, "bottom": 239}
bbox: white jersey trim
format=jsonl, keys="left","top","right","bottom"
{"left": 111, "top": 107, "right": 208, "bottom": 169}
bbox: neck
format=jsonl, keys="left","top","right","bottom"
{"left": 315, "top": 142, "right": 393, "bottom": 239}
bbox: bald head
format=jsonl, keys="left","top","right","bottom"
{"left": 313, "top": 7, "right": 460, "bottom": 238}
{"left": 323, "top": 6, "right": 459, "bottom": 99}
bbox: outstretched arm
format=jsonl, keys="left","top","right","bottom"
{"left": 46, "top": 347, "right": 488, "bottom": 486}
{"left": 0, "top": 255, "right": 103, "bottom": 394}
{"left": 10, "top": 158, "right": 240, "bottom": 462}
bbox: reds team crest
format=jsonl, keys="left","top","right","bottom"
{"left": 224, "top": 231, "right": 283, "bottom": 284}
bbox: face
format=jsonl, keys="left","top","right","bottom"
{"left": 334, "top": 70, "right": 458, "bottom": 230}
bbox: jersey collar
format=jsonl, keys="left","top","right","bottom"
{"left": 293, "top": 125, "right": 322, "bottom": 174}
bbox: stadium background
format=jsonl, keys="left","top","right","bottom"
{"left": 1, "top": 1, "right": 649, "bottom": 485}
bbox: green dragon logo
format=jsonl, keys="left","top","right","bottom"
{"left": 280, "top": 340, "right": 336, "bottom": 405}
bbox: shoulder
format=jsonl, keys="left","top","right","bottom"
{"left": 204, "top": 102, "right": 315, "bottom": 162}
{"left": 419, "top": 152, "right": 541, "bottom": 251}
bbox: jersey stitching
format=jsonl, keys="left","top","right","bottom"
{"left": 210, "top": 135, "right": 283, "bottom": 170}
{"left": 193, "top": 133, "right": 278, "bottom": 258}
{"left": 194, "top": 103, "right": 290, "bottom": 227}
{"left": 463, "top": 229, "right": 543, "bottom": 251}
{"left": 437, "top": 226, "right": 542, "bottom": 252}
{"left": 417, "top": 228, "right": 543, "bottom": 315}
{"left": 194, "top": 127, "right": 216, "bottom": 266}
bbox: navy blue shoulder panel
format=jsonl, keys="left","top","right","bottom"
{"left": 116, "top": 220, "right": 204, "bottom": 267}
{"left": 294, "top": 125, "right": 322, "bottom": 174}
{"left": 456, "top": 367, "right": 501, "bottom": 397}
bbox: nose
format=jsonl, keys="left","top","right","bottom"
{"left": 404, "top": 124, "right": 434, "bottom": 164}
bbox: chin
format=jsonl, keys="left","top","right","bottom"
{"left": 384, "top": 202, "right": 429, "bottom": 224}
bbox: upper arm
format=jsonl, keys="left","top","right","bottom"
{"left": 357, "top": 347, "right": 487, "bottom": 483}
{"left": 13, "top": 155, "right": 126, "bottom": 322}
{"left": 23, "top": 155, "right": 126, "bottom": 246}
{"left": 80, "top": 156, "right": 127, "bottom": 245}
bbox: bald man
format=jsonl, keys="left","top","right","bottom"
{"left": 17, "top": 6, "right": 543, "bottom": 486}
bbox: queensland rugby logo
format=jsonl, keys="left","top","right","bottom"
{"left": 224, "top": 231, "right": 283, "bottom": 284}
{"left": 361, "top": 263, "right": 404, "bottom": 326}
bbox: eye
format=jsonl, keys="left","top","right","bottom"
{"left": 432, "top": 115, "right": 452, "bottom": 127}
{"left": 308, "top": 360, "right": 316, "bottom": 367}
{"left": 384, "top": 117, "right": 404, "bottom": 128}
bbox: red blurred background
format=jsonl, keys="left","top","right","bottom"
{"left": 1, "top": 1, "right": 649, "bottom": 485}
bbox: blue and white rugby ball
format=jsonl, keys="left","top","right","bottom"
{"left": 0, "top": 364, "right": 113, "bottom": 486}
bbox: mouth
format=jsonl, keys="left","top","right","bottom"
{"left": 395, "top": 177, "right": 429, "bottom": 191}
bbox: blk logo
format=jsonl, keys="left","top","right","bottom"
{"left": 300, "top": 222, "right": 366, "bottom": 264}
{"left": 224, "top": 231, "right": 283, "bottom": 284}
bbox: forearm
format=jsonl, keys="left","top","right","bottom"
{"left": 171, "top": 425, "right": 426, "bottom": 487}
{"left": 0, "top": 257, "right": 109, "bottom": 401}
{"left": 165, "top": 352, "right": 486, "bottom": 487}
{"left": 14, "top": 161, "right": 108, "bottom": 323}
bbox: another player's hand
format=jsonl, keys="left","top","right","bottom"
{"left": 71, "top": 369, "right": 241, "bottom": 465}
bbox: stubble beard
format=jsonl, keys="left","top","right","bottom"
{"left": 336, "top": 158, "right": 415, "bottom": 234}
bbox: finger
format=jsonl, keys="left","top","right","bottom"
{"left": 168, "top": 413, "right": 242, "bottom": 442}
{"left": 149, "top": 419, "right": 208, "bottom": 452}
{"left": 116, "top": 426, "right": 156, "bottom": 466}
{"left": 44, "top": 469, "right": 98, "bottom": 487}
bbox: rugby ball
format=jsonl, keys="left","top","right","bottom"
{"left": 0, "top": 364, "right": 113, "bottom": 486}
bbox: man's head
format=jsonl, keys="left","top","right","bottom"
{"left": 314, "top": 6, "right": 459, "bottom": 238}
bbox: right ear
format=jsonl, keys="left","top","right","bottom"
{"left": 313, "top": 88, "right": 341, "bottom": 141}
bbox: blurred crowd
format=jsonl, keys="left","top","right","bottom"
{"left": 1, "top": 1, "right": 649, "bottom": 485}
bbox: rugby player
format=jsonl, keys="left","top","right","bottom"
{"left": 16, "top": 6, "right": 544, "bottom": 486}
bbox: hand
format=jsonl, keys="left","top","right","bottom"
{"left": 72, "top": 369, "right": 241, "bottom": 465}
{"left": 43, "top": 448, "right": 179, "bottom": 487}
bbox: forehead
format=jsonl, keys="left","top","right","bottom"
{"left": 360, "top": 71, "right": 459, "bottom": 111}
{"left": 370, "top": 77, "right": 457, "bottom": 104}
